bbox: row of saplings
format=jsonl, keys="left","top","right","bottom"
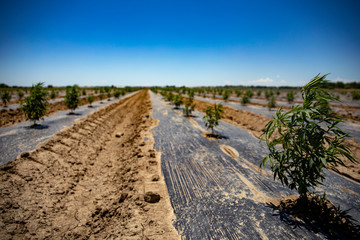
{"left": 161, "top": 74, "right": 359, "bottom": 239}
{"left": 0, "top": 86, "right": 128, "bottom": 106}
{"left": 20, "top": 83, "right": 125, "bottom": 126}
{"left": 160, "top": 89, "right": 223, "bottom": 136}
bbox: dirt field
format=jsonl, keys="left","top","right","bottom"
{"left": 191, "top": 97, "right": 360, "bottom": 183}
{"left": 0, "top": 95, "right": 112, "bottom": 129}
{"left": 0, "top": 90, "right": 179, "bottom": 239}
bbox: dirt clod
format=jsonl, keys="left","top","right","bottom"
{"left": 119, "top": 193, "right": 128, "bottom": 203}
{"left": 20, "top": 152, "right": 30, "bottom": 158}
{"left": 152, "top": 175, "right": 160, "bottom": 181}
{"left": 115, "top": 133, "right": 124, "bottom": 138}
{"left": 144, "top": 192, "right": 161, "bottom": 203}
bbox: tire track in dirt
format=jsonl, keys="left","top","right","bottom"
{"left": 0, "top": 90, "right": 179, "bottom": 240}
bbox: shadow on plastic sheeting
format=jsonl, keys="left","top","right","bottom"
{"left": 66, "top": 112, "right": 82, "bottom": 116}
{"left": 24, "top": 124, "right": 49, "bottom": 130}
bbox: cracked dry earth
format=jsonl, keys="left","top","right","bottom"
{"left": 0, "top": 90, "right": 179, "bottom": 239}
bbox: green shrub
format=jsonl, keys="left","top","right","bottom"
{"left": 265, "top": 90, "right": 273, "bottom": 99}
{"left": 113, "top": 89, "right": 121, "bottom": 98}
{"left": 17, "top": 90, "right": 24, "bottom": 102}
{"left": 21, "top": 82, "right": 48, "bottom": 125}
{"left": 99, "top": 93, "right": 104, "bottom": 102}
{"left": 245, "top": 90, "right": 253, "bottom": 98}
{"left": 166, "top": 92, "right": 174, "bottom": 102}
{"left": 261, "top": 74, "right": 356, "bottom": 200}
{"left": 267, "top": 96, "right": 276, "bottom": 110}
{"left": 87, "top": 94, "right": 95, "bottom": 107}
{"left": 82, "top": 89, "right": 86, "bottom": 96}
{"left": 1, "top": 90, "right": 11, "bottom": 106}
{"left": 50, "top": 89, "right": 56, "bottom": 99}
{"left": 183, "top": 92, "right": 195, "bottom": 117}
{"left": 286, "top": 91, "right": 294, "bottom": 102}
{"left": 173, "top": 94, "right": 183, "bottom": 108}
{"left": 121, "top": 88, "right": 126, "bottom": 96}
{"left": 203, "top": 104, "right": 223, "bottom": 135}
{"left": 65, "top": 85, "right": 80, "bottom": 113}
{"left": 222, "top": 90, "right": 230, "bottom": 101}
{"left": 183, "top": 102, "right": 195, "bottom": 117}
{"left": 351, "top": 91, "right": 360, "bottom": 100}
{"left": 241, "top": 95, "right": 250, "bottom": 105}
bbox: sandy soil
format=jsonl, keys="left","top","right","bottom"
{"left": 191, "top": 97, "right": 360, "bottom": 183}
{"left": 0, "top": 90, "right": 179, "bottom": 239}
{"left": 1, "top": 95, "right": 112, "bottom": 129}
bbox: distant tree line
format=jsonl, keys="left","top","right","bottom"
{"left": 1, "top": 80, "right": 360, "bottom": 90}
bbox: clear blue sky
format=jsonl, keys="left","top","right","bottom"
{"left": 1, "top": 0, "right": 359, "bottom": 87}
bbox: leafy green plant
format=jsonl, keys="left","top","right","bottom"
{"left": 183, "top": 91, "right": 195, "bottom": 117}
{"left": 113, "top": 89, "right": 121, "bottom": 98}
{"left": 257, "top": 90, "right": 262, "bottom": 96}
{"left": 65, "top": 85, "right": 80, "bottom": 113}
{"left": 82, "top": 89, "right": 86, "bottom": 96}
{"left": 183, "top": 101, "right": 195, "bottom": 117}
{"left": 21, "top": 82, "right": 48, "bottom": 125}
{"left": 203, "top": 104, "right": 223, "bottom": 135}
{"left": 121, "top": 88, "right": 126, "bottom": 96}
{"left": 166, "top": 92, "right": 174, "bottom": 102}
{"left": 261, "top": 74, "right": 356, "bottom": 200}
{"left": 87, "top": 94, "right": 95, "bottom": 107}
{"left": 351, "top": 91, "right": 360, "bottom": 100}
{"left": 241, "top": 90, "right": 253, "bottom": 105}
{"left": 235, "top": 89, "right": 241, "bottom": 97}
{"left": 1, "top": 90, "right": 11, "bottom": 106}
{"left": 50, "top": 89, "right": 56, "bottom": 99}
{"left": 241, "top": 95, "right": 250, "bottom": 105}
{"left": 265, "top": 89, "right": 273, "bottom": 99}
{"left": 286, "top": 90, "right": 294, "bottom": 102}
{"left": 99, "top": 93, "right": 104, "bottom": 103}
{"left": 173, "top": 94, "right": 183, "bottom": 108}
{"left": 267, "top": 96, "right": 276, "bottom": 110}
{"left": 222, "top": 90, "right": 230, "bottom": 101}
{"left": 17, "top": 90, "right": 24, "bottom": 102}
{"left": 245, "top": 89, "right": 253, "bottom": 98}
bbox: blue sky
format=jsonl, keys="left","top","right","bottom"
{"left": 0, "top": 0, "right": 359, "bottom": 87}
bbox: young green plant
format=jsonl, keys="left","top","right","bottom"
{"left": 203, "top": 104, "right": 223, "bottom": 135}
{"left": 260, "top": 74, "right": 356, "bottom": 200}
{"left": 21, "top": 82, "right": 48, "bottom": 126}
{"left": 65, "top": 85, "right": 80, "bottom": 113}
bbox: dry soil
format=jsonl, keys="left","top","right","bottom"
{"left": 0, "top": 90, "right": 179, "bottom": 239}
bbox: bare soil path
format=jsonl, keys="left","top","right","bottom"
{"left": 0, "top": 90, "right": 179, "bottom": 239}
{"left": 150, "top": 91, "right": 360, "bottom": 239}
